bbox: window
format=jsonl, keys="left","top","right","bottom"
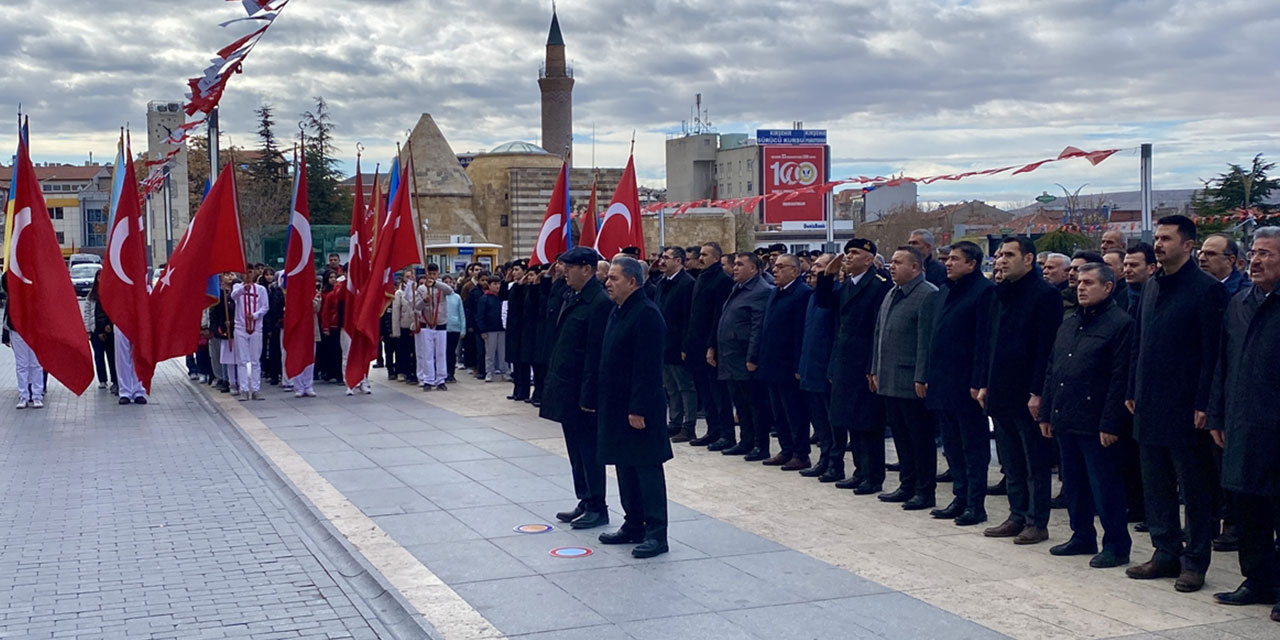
{"left": 747, "top": 159, "right": 753, "bottom": 170}
{"left": 56, "top": 231, "right": 65, "bottom": 244}
{"left": 500, "top": 214, "right": 509, "bottom": 227}
{"left": 747, "top": 181, "right": 753, "bottom": 192}
{"left": 50, "top": 207, "right": 64, "bottom": 220}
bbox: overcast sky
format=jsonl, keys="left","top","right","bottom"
{"left": 3, "top": 0, "right": 1278, "bottom": 207}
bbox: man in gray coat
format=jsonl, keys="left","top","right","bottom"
{"left": 871, "top": 246, "right": 939, "bottom": 511}
{"left": 710, "top": 252, "right": 775, "bottom": 461}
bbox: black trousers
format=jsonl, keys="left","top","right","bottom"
{"left": 1117, "top": 433, "right": 1145, "bottom": 522}
{"left": 1140, "top": 437, "right": 1218, "bottom": 573}
{"left": 617, "top": 464, "right": 668, "bottom": 544}
{"left": 692, "top": 361, "right": 733, "bottom": 440}
{"left": 89, "top": 331, "right": 117, "bottom": 385}
{"left": 318, "top": 331, "right": 341, "bottom": 381}
{"left": 531, "top": 364, "right": 547, "bottom": 402}
{"left": 446, "top": 331, "right": 460, "bottom": 380}
{"left": 262, "top": 330, "right": 281, "bottom": 382}
{"left": 511, "top": 362, "right": 532, "bottom": 399}
{"left": 1060, "top": 431, "right": 1131, "bottom": 555}
{"left": 195, "top": 344, "right": 211, "bottom": 377}
{"left": 769, "top": 378, "right": 810, "bottom": 458}
{"left": 396, "top": 330, "right": 416, "bottom": 380}
{"left": 1233, "top": 491, "right": 1280, "bottom": 591}
{"left": 381, "top": 334, "right": 398, "bottom": 377}
{"left": 561, "top": 409, "right": 606, "bottom": 512}
{"left": 469, "top": 331, "right": 485, "bottom": 376}
{"left": 808, "top": 391, "right": 833, "bottom": 467}
{"left": 884, "top": 396, "right": 936, "bottom": 499}
{"left": 1213, "top": 445, "right": 1238, "bottom": 537}
{"left": 728, "top": 380, "right": 769, "bottom": 451}
{"left": 991, "top": 406, "right": 1054, "bottom": 528}
{"left": 937, "top": 407, "right": 991, "bottom": 511}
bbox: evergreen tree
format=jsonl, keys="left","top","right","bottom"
{"left": 301, "top": 96, "right": 353, "bottom": 225}
{"left": 1192, "top": 154, "right": 1276, "bottom": 216}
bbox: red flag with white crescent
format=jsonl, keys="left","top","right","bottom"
{"left": 99, "top": 132, "right": 155, "bottom": 391}
{"left": 579, "top": 175, "right": 598, "bottom": 249}
{"left": 595, "top": 155, "right": 643, "bottom": 259}
{"left": 283, "top": 144, "right": 316, "bottom": 379}
{"left": 529, "top": 161, "right": 570, "bottom": 266}
{"left": 4, "top": 119, "right": 93, "bottom": 394}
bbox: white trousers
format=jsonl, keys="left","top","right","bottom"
{"left": 233, "top": 329, "right": 263, "bottom": 393}
{"left": 415, "top": 328, "right": 448, "bottom": 386}
{"left": 293, "top": 364, "right": 315, "bottom": 394}
{"left": 12, "top": 331, "right": 44, "bottom": 401}
{"left": 114, "top": 331, "right": 145, "bottom": 399}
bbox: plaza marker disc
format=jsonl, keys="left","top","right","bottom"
{"left": 513, "top": 523, "right": 555, "bottom": 534}
{"left": 549, "top": 546, "right": 593, "bottom": 558}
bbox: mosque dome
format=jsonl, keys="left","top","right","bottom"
{"left": 487, "top": 141, "right": 552, "bottom": 155}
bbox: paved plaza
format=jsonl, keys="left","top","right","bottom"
{"left": 2, "top": 348, "right": 1277, "bottom": 639}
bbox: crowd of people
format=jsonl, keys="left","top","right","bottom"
{"left": 4, "top": 215, "right": 1276, "bottom": 621}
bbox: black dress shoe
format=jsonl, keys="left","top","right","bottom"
{"left": 936, "top": 469, "right": 954, "bottom": 483}
{"left": 667, "top": 426, "right": 683, "bottom": 437}
{"left": 834, "top": 476, "right": 863, "bottom": 490}
{"left": 1212, "top": 531, "right": 1241, "bottom": 552}
{"left": 821, "top": 470, "right": 848, "bottom": 484}
{"left": 878, "top": 487, "right": 911, "bottom": 503}
{"left": 886, "top": 462, "right": 902, "bottom": 472}
{"left": 555, "top": 505, "right": 585, "bottom": 523}
{"left": 1134, "top": 522, "right": 1149, "bottom": 533}
{"left": 1050, "top": 538, "right": 1099, "bottom": 556}
{"left": 853, "top": 482, "right": 882, "bottom": 495}
{"left": 118, "top": 397, "right": 132, "bottom": 405}
{"left": 1213, "top": 584, "right": 1280, "bottom": 606}
{"left": 798, "top": 463, "right": 828, "bottom": 478}
{"left": 632, "top": 539, "right": 669, "bottom": 558}
{"left": 690, "top": 435, "right": 717, "bottom": 447}
{"left": 598, "top": 529, "right": 645, "bottom": 545}
{"left": 954, "top": 509, "right": 988, "bottom": 526}
{"left": 930, "top": 499, "right": 965, "bottom": 519}
{"left": 671, "top": 430, "right": 693, "bottom": 443}
{"left": 1050, "top": 492, "right": 1067, "bottom": 509}
{"left": 902, "top": 496, "right": 936, "bottom": 511}
{"left": 133, "top": 396, "right": 147, "bottom": 405}
{"left": 722, "top": 443, "right": 752, "bottom": 456}
{"left": 707, "top": 438, "right": 735, "bottom": 451}
{"left": 570, "top": 511, "right": 609, "bottom": 530}
{"left": 1089, "top": 549, "right": 1129, "bottom": 568}
{"left": 988, "top": 478, "right": 1008, "bottom": 496}
{"left": 743, "top": 448, "right": 769, "bottom": 462}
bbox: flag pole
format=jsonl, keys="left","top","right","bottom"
{"left": 405, "top": 139, "right": 426, "bottom": 266}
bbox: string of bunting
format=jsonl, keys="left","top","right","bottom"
{"left": 138, "top": 0, "right": 290, "bottom": 198}
{"left": 641, "top": 146, "right": 1123, "bottom": 216}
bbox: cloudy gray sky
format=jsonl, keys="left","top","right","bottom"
{"left": 3, "top": 0, "right": 1278, "bottom": 206}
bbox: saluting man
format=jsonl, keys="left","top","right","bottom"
{"left": 596, "top": 255, "right": 673, "bottom": 559}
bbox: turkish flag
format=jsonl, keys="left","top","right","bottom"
{"left": 146, "top": 162, "right": 245, "bottom": 385}
{"left": 579, "top": 176, "right": 598, "bottom": 249}
{"left": 529, "top": 161, "right": 570, "bottom": 266}
{"left": 4, "top": 121, "right": 93, "bottom": 394}
{"left": 346, "top": 162, "right": 419, "bottom": 387}
{"left": 595, "top": 155, "right": 643, "bottom": 259}
{"left": 100, "top": 134, "right": 155, "bottom": 391}
{"left": 283, "top": 146, "right": 316, "bottom": 380}
{"left": 341, "top": 158, "right": 376, "bottom": 388}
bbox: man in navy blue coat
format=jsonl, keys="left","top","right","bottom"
{"left": 756, "top": 253, "right": 814, "bottom": 470}
{"left": 925, "top": 241, "right": 995, "bottom": 526}
{"left": 797, "top": 254, "right": 838, "bottom": 479}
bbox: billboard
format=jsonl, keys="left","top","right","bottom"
{"left": 762, "top": 145, "right": 826, "bottom": 224}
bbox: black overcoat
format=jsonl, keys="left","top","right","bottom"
{"left": 534, "top": 277, "right": 567, "bottom": 366}
{"left": 683, "top": 266, "right": 733, "bottom": 358}
{"left": 1127, "top": 262, "right": 1227, "bottom": 447}
{"left": 519, "top": 281, "right": 542, "bottom": 364}
{"left": 656, "top": 270, "right": 695, "bottom": 365}
{"left": 597, "top": 289, "right": 673, "bottom": 466}
{"left": 539, "top": 277, "right": 611, "bottom": 423}
{"left": 979, "top": 271, "right": 1062, "bottom": 415}
{"left": 1040, "top": 298, "right": 1133, "bottom": 436}
{"left": 715, "top": 275, "right": 773, "bottom": 381}
{"left": 925, "top": 271, "right": 994, "bottom": 412}
{"left": 502, "top": 282, "right": 524, "bottom": 361}
{"left": 756, "top": 280, "right": 813, "bottom": 383}
{"left": 815, "top": 269, "right": 891, "bottom": 431}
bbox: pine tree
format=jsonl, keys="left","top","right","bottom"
{"left": 301, "top": 96, "right": 353, "bottom": 225}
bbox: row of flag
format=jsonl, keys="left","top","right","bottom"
{"left": 529, "top": 155, "right": 646, "bottom": 265}
{"left": 3, "top": 117, "right": 425, "bottom": 397}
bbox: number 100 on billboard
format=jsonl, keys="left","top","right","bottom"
{"left": 762, "top": 145, "right": 827, "bottom": 224}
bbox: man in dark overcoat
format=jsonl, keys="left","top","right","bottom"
{"left": 656, "top": 246, "right": 698, "bottom": 442}
{"left": 925, "top": 241, "right": 995, "bottom": 526}
{"left": 685, "top": 242, "right": 736, "bottom": 449}
{"left": 1208, "top": 227, "right": 1280, "bottom": 620}
{"left": 539, "top": 248, "right": 612, "bottom": 530}
{"left": 797, "top": 254, "right": 838, "bottom": 480}
{"left": 1125, "top": 215, "right": 1228, "bottom": 593}
{"left": 712, "top": 252, "right": 775, "bottom": 461}
{"left": 596, "top": 255, "right": 673, "bottom": 559}
{"left": 756, "top": 253, "right": 814, "bottom": 470}
{"left": 814, "top": 239, "right": 891, "bottom": 492}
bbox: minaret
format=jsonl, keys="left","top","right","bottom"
{"left": 538, "top": 8, "right": 573, "bottom": 164}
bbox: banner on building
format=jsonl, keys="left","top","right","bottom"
{"left": 762, "top": 145, "right": 826, "bottom": 224}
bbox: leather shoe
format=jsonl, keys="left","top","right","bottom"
{"left": 722, "top": 443, "right": 752, "bottom": 456}
{"left": 569, "top": 510, "right": 609, "bottom": 530}
{"left": 902, "top": 495, "right": 936, "bottom": 511}
{"left": 762, "top": 453, "right": 789, "bottom": 466}
{"left": 598, "top": 529, "right": 645, "bottom": 545}
{"left": 835, "top": 475, "right": 863, "bottom": 489}
{"left": 1270, "top": 604, "right": 1279, "bottom": 622}
{"left": 1050, "top": 492, "right": 1067, "bottom": 509}
{"left": 1089, "top": 550, "right": 1130, "bottom": 569}
{"left": 744, "top": 448, "right": 770, "bottom": 462}
{"left": 631, "top": 539, "right": 669, "bottom": 558}
{"left": 781, "top": 456, "right": 811, "bottom": 471}
{"left": 853, "top": 482, "right": 882, "bottom": 495}
{"left": 821, "top": 470, "right": 848, "bottom": 484}
{"left": 667, "top": 426, "right": 683, "bottom": 437}
{"left": 984, "top": 519, "right": 1025, "bottom": 538}
{"left": 1213, "top": 584, "right": 1280, "bottom": 606}
{"left": 936, "top": 468, "right": 954, "bottom": 483}
{"left": 1212, "top": 531, "right": 1241, "bottom": 552}
{"left": 954, "top": 509, "right": 988, "bottom": 526}
{"left": 878, "top": 487, "right": 911, "bottom": 503}
{"left": 1126, "top": 558, "right": 1181, "bottom": 580}
{"left": 707, "top": 438, "right": 735, "bottom": 452}
{"left": 1134, "top": 522, "right": 1149, "bottom": 533}
{"left": 886, "top": 462, "right": 901, "bottom": 472}
{"left": 690, "top": 435, "right": 717, "bottom": 447}
{"left": 555, "top": 505, "right": 584, "bottom": 523}
{"left": 1050, "top": 538, "right": 1098, "bottom": 556}
{"left": 1175, "top": 570, "right": 1206, "bottom": 593}
{"left": 1013, "top": 525, "right": 1049, "bottom": 545}
{"left": 930, "top": 499, "right": 965, "bottom": 519}
{"left": 671, "top": 431, "right": 692, "bottom": 444}
{"left": 988, "top": 478, "right": 1008, "bottom": 496}
{"left": 798, "top": 462, "right": 828, "bottom": 478}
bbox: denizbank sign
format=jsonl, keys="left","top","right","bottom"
{"left": 780, "top": 220, "right": 853, "bottom": 231}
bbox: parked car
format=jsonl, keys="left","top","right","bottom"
{"left": 67, "top": 253, "right": 102, "bottom": 269}
{"left": 70, "top": 263, "right": 102, "bottom": 297}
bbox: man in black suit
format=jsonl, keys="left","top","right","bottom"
{"left": 977, "top": 237, "right": 1062, "bottom": 546}
{"left": 757, "top": 253, "right": 814, "bottom": 470}
{"left": 686, "top": 243, "right": 736, "bottom": 450}
{"left": 711, "top": 252, "right": 775, "bottom": 461}
{"left": 925, "top": 241, "right": 995, "bottom": 526}
{"left": 815, "top": 239, "right": 891, "bottom": 492}
{"left": 1125, "top": 215, "right": 1228, "bottom": 593}
{"left": 539, "top": 248, "right": 612, "bottom": 530}
{"left": 909, "top": 229, "right": 948, "bottom": 288}
{"left": 656, "top": 246, "right": 698, "bottom": 442}
{"left": 596, "top": 255, "right": 673, "bottom": 559}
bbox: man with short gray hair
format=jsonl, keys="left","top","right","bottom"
{"left": 908, "top": 229, "right": 947, "bottom": 287}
